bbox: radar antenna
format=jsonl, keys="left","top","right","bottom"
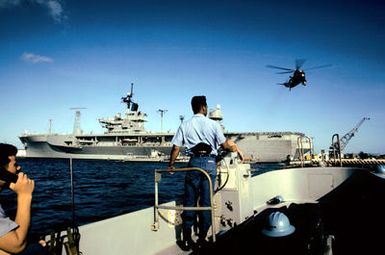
{"left": 70, "top": 107, "right": 87, "bottom": 135}
{"left": 122, "top": 83, "right": 136, "bottom": 110}
{"left": 179, "top": 115, "right": 185, "bottom": 124}
{"left": 329, "top": 117, "right": 370, "bottom": 154}
{"left": 157, "top": 109, "right": 168, "bottom": 132}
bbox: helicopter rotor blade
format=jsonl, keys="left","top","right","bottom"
{"left": 276, "top": 71, "right": 293, "bottom": 74}
{"left": 295, "top": 58, "right": 306, "bottom": 69}
{"left": 266, "top": 65, "right": 294, "bottom": 71}
{"left": 305, "top": 64, "right": 333, "bottom": 71}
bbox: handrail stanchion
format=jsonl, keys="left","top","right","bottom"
{"left": 297, "top": 136, "right": 305, "bottom": 167}
{"left": 297, "top": 136, "right": 312, "bottom": 167}
{"left": 153, "top": 167, "right": 217, "bottom": 242}
{"left": 152, "top": 171, "right": 161, "bottom": 230}
{"left": 331, "top": 134, "right": 342, "bottom": 166}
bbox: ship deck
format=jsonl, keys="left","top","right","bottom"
{"left": 197, "top": 169, "right": 385, "bottom": 254}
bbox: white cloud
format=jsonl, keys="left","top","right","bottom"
{"left": 0, "top": 0, "right": 66, "bottom": 23}
{"left": 21, "top": 52, "right": 54, "bottom": 64}
{"left": 37, "top": 0, "right": 65, "bottom": 23}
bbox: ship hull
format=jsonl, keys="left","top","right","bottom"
{"left": 19, "top": 134, "right": 173, "bottom": 160}
{"left": 226, "top": 132, "right": 309, "bottom": 162}
{"left": 19, "top": 131, "right": 311, "bottom": 162}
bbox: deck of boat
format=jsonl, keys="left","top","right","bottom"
{"left": 197, "top": 169, "right": 385, "bottom": 254}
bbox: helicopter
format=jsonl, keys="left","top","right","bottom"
{"left": 266, "top": 59, "right": 331, "bottom": 91}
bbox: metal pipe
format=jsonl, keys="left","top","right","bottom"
{"left": 297, "top": 136, "right": 304, "bottom": 167}
{"left": 154, "top": 167, "right": 217, "bottom": 242}
{"left": 297, "top": 136, "right": 313, "bottom": 167}
{"left": 331, "top": 134, "right": 342, "bottom": 166}
{"left": 153, "top": 171, "right": 160, "bottom": 230}
{"left": 69, "top": 157, "right": 75, "bottom": 227}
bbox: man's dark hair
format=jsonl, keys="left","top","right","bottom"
{"left": 191, "top": 96, "right": 207, "bottom": 114}
{"left": 0, "top": 143, "right": 18, "bottom": 168}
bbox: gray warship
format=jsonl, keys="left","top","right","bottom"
{"left": 19, "top": 84, "right": 311, "bottom": 162}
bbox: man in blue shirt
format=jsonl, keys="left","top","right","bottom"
{"left": 168, "top": 96, "right": 243, "bottom": 251}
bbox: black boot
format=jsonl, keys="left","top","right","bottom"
{"left": 196, "top": 229, "right": 210, "bottom": 250}
{"left": 196, "top": 237, "right": 209, "bottom": 249}
{"left": 179, "top": 228, "right": 195, "bottom": 251}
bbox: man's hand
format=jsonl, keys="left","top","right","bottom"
{"left": 168, "top": 144, "right": 180, "bottom": 175}
{"left": 223, "top": 139, "right": 245, "bottom": 162}
{"left": 167, "top": 165, "right": 175, "bottom": 175}
{"left": 237, "top": 149, "right": 245, "bottom": 162}
{"left": 9, "top": 172, "right": 34, "bottom": 197}
{"left": 1, "top": 173, "right": 34, "bottom": 254}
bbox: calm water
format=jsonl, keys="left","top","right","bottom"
{"left": 0, "top": 158, "right": 284, "bottom": 238}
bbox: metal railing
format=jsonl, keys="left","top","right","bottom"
{"left": 297, "top": 136, "right": 312, "bottom": 167}
{"left": 331, "top": 134, "right": 343, "bottom": 166}
{"left": 152, "top": 167, "right": 217, "bottom": 242}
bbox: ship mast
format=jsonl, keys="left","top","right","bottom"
{"left": 48, "top": 119, "right": 52, "bottom": 134}
{"left": 122, "top": 83, "right": 135, "bottom": 110}
{"left": 157, "top": 109, "right": 168, "bottom": 132}
{"left": 98, "top": 83, "right": 147, "bottom": 133}
{"left": 70, "top": 107, "right": 87, "bottom": 135}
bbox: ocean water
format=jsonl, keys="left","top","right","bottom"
{"left": 0, "top": 158, "right": 284, "bottom": 239}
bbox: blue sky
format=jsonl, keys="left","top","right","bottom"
{"left": 1, "top": 0, "right": 384, "bottom": 154}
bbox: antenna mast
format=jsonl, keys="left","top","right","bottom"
{"left": 157, "top": 109, "right": 168, "bottom": 132}
{"left": 122, "top": 83, "right": 134, "bottom": 109}
{"left": 70, "top": 107, "right": 87, "bottom": 135}
{"left": 48, "top": 119, "right": 52, "bottom": 134}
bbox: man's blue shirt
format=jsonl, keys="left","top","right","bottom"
{"left": 0, "top": 204, "right": 18, "bottom": 237}
{"left": 171, "top": 113, "right": 226, "bottom": 155}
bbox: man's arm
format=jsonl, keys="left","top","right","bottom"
{"left": 221, "top": 139, "right": 244, "bottom": 161}
{"left": 0, "top": 173, "right": 34, "bottom": 254}
{"left": 168, "top": 144, "right": 180, "bottom": 169}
